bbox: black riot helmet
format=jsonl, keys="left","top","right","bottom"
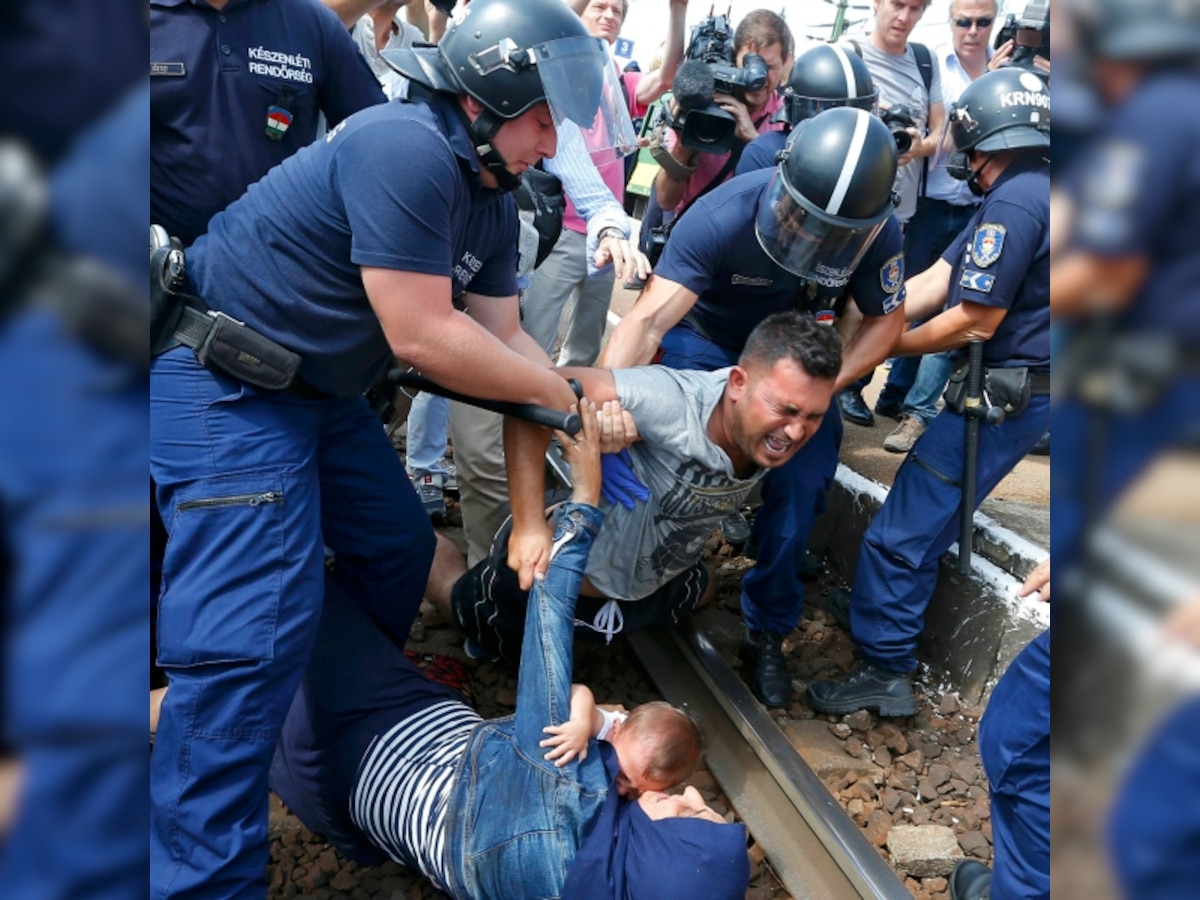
{"left": 776, "top": 44, "right": 878, "bottom": 129}
{"left": 948, "top": 67, "right": 1051, "bottom": 155}
{"left": 756, "top": 107, "right": 897, "bottom": 279}
{"left": 383, "top": 0, "right": 633, "bottom": 189}
{"left": 1067, "top": 0, "right": 1200, "bottom": 62}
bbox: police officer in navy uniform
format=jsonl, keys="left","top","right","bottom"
{"left": 736, "top": 42, "right": 879, "bottom": 176}
{"left": 599, "top": 107, "right": 907, "bottom": 708}
{"left": 807, "top": 67, "right": 1051, "bottom": 718}
{"left": 149, "top": 1, "right": 619, "bottom": 894}
{"left": 1051, "top": 1, "right": 1200, "bottom": 897}
{"left": 151, "top": 0, "right": 386, "bottom": 245}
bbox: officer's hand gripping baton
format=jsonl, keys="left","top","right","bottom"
{"left": 386, "top": 369, "right": 582, "bottom": 436}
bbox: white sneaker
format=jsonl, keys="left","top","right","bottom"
{"left": 411, "top": 472, "right": 445, "bottom": 519}
{"left": 440, "top": 458, "right": 458, "bottom": 492}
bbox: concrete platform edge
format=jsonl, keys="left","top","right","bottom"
{"left": 810, "top": 464, "right": 1050, "bottom": 704}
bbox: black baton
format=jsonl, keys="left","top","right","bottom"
{"left": 387, "top": 369, "right": 582, "bottom": 436}
{"left": 958, "top": 340, "right": 1006, "bottom": 574}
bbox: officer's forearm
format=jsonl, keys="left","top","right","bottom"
{"left": 394, "top": 313, "right": 570, "bottom": 410}
{"left": 895, "top": 303, "right": 1004, "bottom": 356}
{"left": 836, "top": 311, "right": 906, "bottom": 391}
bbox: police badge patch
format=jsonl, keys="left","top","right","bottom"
{"left": 959, "top": 269, "right": 995, "bottom": 293}
{"left": 879, "top": 253, "right": 904, "bottom": 294}
{"left": 971, "top": 223, "right": 1006, "bottom": 268}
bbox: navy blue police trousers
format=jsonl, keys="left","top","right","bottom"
{"left": 849, "top": 394, "right": 1050, "bottom": 673}
{"left": 149, "top": 347, "right": 434, "bottom": 898}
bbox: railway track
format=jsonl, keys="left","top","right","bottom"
{"left": 629, "top": 621, "right": 911, "bottom": 900}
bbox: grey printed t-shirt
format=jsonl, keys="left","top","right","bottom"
{"left": 579, "top": 366, "right": 765, "bottom": 601}
{"left": 845, "top": 40, "right": 943, "bottom": 223}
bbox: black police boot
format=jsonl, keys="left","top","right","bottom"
{"left": 739, "top": 630, "right": 791, "bottom": 709}
{"left": 825, "top": 586, "right": 851, "bottom": 631}
{"left": 1029, "top": 431, "right": 1050, "bottom": 456}
{"left": 949, "top": 860, "right": 992, "bottom": 900}
{"left": 837, "top": 388, "right": 875, "bottom": 427}
{"left": 798, "top": 549, "right": 826, "bottom": 580}
{"left": 806, "top": 664, "right": 917, "bottom": 717}
{"left": 873, "top": 397, "right": 904, "bottom": 421}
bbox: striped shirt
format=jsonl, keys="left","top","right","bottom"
{"left": 350, "top": 701, "right": 482, "bottom": 890}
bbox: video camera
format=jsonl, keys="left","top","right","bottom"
{"left": 666, "top": 10, "right": 768, "bottom": 154}
{"left": 994, "top": 0, "right": 1050, "bottom": 71}
{"left": 879, "top": 104, "right": 918, "bottom": 155}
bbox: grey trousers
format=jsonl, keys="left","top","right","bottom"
{"left": 447, "top": 401, "right": 508, "bottom": 568}
{"left": 519, "top": 228, "right": 616, "bottom": 366}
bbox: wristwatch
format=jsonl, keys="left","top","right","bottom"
{"left": 598, "top": 227, "right": 626, "bottom": 243}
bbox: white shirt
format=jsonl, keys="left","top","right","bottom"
{"left": 925, "top": 42, "right": 993, "bottom": 205}
{"left": 352, "top": 13, "right": 425, "bottom": 100}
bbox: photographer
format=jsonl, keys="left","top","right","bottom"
{"left": 653, "top": 10, "right": 793, "bottom": 217}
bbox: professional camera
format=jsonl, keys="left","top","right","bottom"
{"left": 994, "top": 0, "right": 1050, "bottom": 70}
{"left": 880, "top": 104, "right": 918, "bottom": 154}
{"left": 666, "top": 12, "right": 768, "bottom": 154}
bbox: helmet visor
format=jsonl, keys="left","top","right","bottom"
{"left": 786, "top": 89, "right": 880, "bottom": 124}
{"left": 754, "top": 170, "right": 888, "bottom": 280}
{"left": 535, "top": 36, "right": 637, "bottom": 163}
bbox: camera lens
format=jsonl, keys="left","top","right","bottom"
{"left": 892, "top": 129, "right": 912, "bottom": 155}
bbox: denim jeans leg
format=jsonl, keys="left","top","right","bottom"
{"left": 879, "top": 354, "right": 920, "bottom": 408}
{"left": 903, "top": 351, "right": 954, "bottom": 424}
{"left": 406, "top": 391, "right": 451, "bottom": 477}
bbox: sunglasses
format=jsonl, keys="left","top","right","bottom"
{"left": 953, "top": 16, "right": 995, "bottom": 29}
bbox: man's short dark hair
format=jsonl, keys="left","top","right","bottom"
{"left": 734, "top": 9, "right": 793, "bottom": 58}
{"left": 739, "top": 311, "right": 842, "bottom": 382}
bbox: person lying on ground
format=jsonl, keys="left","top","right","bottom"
{"left": 263, "top": 401, "right": 750, "bottom": 899}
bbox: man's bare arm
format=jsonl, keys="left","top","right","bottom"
{"left": 903, "top": 258, "right": 953, "bottom": 322}
{"left": 635, "top": 0, "right": 689, "bottom": 105}
{"left": 836, "top": 307, "right": 907, "bottom": 391}
{"left": 894, "top": 301, "right": 1008, "bottom": 356}
{"left": 595, "top": 274, "right": 699, "bottom": 368}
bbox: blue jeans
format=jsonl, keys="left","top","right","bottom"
{"left": 850, "top": 395, "right": 1051, "bottom": 672}
{"left": 877, "top": 350, "right": 955, "bottom": 425}
{"left": 980, "top": 630, "right": 1050, "bottom": 899}
{"left": 659, "top": 324, "right": 842, "bottom": 633}
{"left": 406, "top": 391, "right": 451, "bottom": 477}
{"left": 150, "top": 348, "right": 433, "bottom": 898}
{"left": 878, "top": 198, "right": 977, "bottom": 416}
{"left": 444, "top": 504, "right": 617, "bottom": 898}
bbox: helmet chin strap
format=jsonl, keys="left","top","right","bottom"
{"left": 947, "top": 150, "right": 992, "bottom": 197}
{"left": 456, "top": 105, "right": 521, "bottom": 193}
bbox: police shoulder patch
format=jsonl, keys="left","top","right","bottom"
{"left": 970, "top": 223, "right": 1006, "bottom": 268}
{"left": 959, "top": 269, "right": 995, "bottom": 293}
{"left": 879, "top": 252, "right": 904, "bottom": 294}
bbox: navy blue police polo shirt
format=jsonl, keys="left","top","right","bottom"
{"left": 1069, "top": 71, "right": 1200, "bottom": 343}
{"left": 656, "top": 167, "right": 906, "bottom": 353}
{"left": 735, "top": 130, "right": 788, "bottom": 176}
{"left": 941, "top": 154, "right": 1050, "bottom": 370}
{"left": 151, "top": 0, "right": 385, "bottom": 244}
{"left": 185, "top": 93, "right": 519, "bottom": 398}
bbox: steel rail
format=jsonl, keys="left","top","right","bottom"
{"left": 629, "top": 621, "right": 910, "bottom": 900}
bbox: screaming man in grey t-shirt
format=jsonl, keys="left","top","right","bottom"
{"left": 568, "top": 366, "right": 765, "bottom": 602}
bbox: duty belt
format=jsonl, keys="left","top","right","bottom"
{"left": 151, "top": 236, "right": 322, "bottom": 397}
